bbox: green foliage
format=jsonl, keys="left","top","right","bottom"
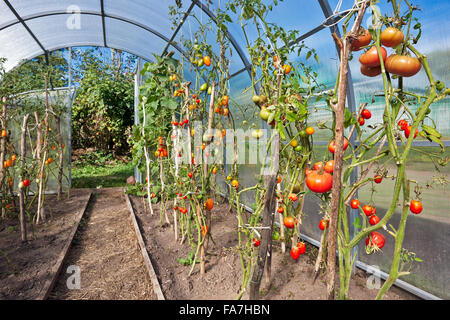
{"left": 129, "top": 54, "right": 179, "bottom": 174}
{"left": 0, "top": 51, "right": 67, "bottom": 97}
{"left": 71, "top": 150, "right": 134, "bottom": 188}
{"left": 71, "top": 48, "right": 136, "bottom": 155}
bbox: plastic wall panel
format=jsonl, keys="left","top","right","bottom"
{"left": 26, "top": 14, "right": 104, "bottom": 51}
{"left": 0, "top": 23, "right": 43, "bottom": 71}
{"left": 9, "top": 0, "right": 101, "bottom": 17}
{"left": 105, "top": 17, "right": 167, "bottom": 61}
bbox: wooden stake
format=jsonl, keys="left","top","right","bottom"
{"left": 19, "top": 114, "right": 30, "bottom": 242}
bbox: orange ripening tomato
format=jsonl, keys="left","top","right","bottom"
{"left": 205, "top": 198, "right": 214, "bottom": 211}
{"left": 231, "top": 179, "right": 239, "bottom": 189}
{"left": 212, "top": 167, "right": 217, "bottom": 174}
{"left": 351, "top": 28, "right": 372, "bottom": 51}
{"left": 380, "top": 27, "right": 404, "bottom": 48}
{"left": 203, "top": 56, "right": 211, "bottom": 67}
{"left": 359, "top": 46, "right": 387, "bottom": 67}
{"left": 11, "top": 155, "right": 16, "bottom": 161}
{"left": 214, "top": 106, "right": 221, "bottom": 114}
{"left": 5, "top": 159, "right": 12, "bottom": 167}
{"left": 154, "top": 151, "right": 160, "bottom": 157}
{"left": 1, "top": 129, "right": 7, "bottom": 137}
{"left": 222, "top": 108, "right": 229, "bottom": 116}
{"left": 385, "top": 55, "right": 421, "bottom": 77}
{"left": 283, "top": 64, "right": 291, "bottom": 74}
{"left": 277, "top": 176, "right": 282, "bottom": 184}
{"left": 305, "top": 127, "right": 315, "bottom": 135}
{"left": 221, "top": 95, "right": 229, "bottom": 106}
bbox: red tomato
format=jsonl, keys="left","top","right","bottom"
{"left": 350, "top": 199, "right": 360, "bottom": 209}
{"left": 358, "top": 117, "right": 365, "bottom": 126}
{"left": 313, "top": 161, "right": 323, "bottom": 171}
{"left": 253, "top": 238, "right": 261, "bottom": 247}
{"left": 288, "top": 193, "right": 298, "bottom": 202}
{"left": 361, "top": 109, "right": 372, "bottom": 119}
{"left": 328, "top": 138, "right": 349, "bottom": 154}
{"left": 297, "top": 242, "right": 306, "bottom": 255}
{"left": 397, "top": 119, "right": 408, "bottom": 131}
{"left": 366, "top": 231, "right": 386, "bottom": 250}
{"left": 385, "top": 55, "right": 421, "bottom": 77}
{"left": 360, "top": 64, "right": 382, "bottom": 77}
{"left": 351, "top": 28, "right": 372, "bottom": 51}
{"left": 374, "top": 175, "right": 382, "bottom": 184}
{"left": 305, "top": 168, "right": 313, "bottom": 176}
{"left": 283, "top": 216, "right": 295, "bottom": 229}
{"left": 188, "top": 172, "right": 193, "bottom": 178}
{"left": 324, "top": 160, "right": 334, "bottom": 174}
{"left": 306, "top": 170, "right": 333, "bottom": 193}
{"left": 369, "top": 215, "right": 380, "bottom": 225}
{"left": 173, "top": 206, "right": 178, "bottom": 211}
{"left": 410, "top": 200, "right": 423, "bottom": 214}
{"left": 359, "top": 46, "right": 387, "bottom": 67}
{"left": 290, "top": 246, "right": 301, "bottom": 260}
{"left": 319, "top": 219, "right": 329, "bottom": 231}
{"left": 362, "top": 205, "right": 374, "bottom": 216}
{"left": 277, "top": 206, "right": 284, "bottom": 214}
{"left": 23, "top": 179, "right": 30, "bottom": 187}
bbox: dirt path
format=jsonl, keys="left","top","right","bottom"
{"left": 49, "top": 188, "right": 155, "bottom": 300}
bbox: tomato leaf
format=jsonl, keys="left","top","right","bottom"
{"left": 285, "top": 111, "right": 299, "bottom": 122}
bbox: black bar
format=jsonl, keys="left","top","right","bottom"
{"left": 3, "top": 0, "right": 47, "bottom": 53}
{"left": 162, "top": 1, "right": 195, "bottom": 56}
{"left": 100, "top": 0, "right": 107, "bottom": 47}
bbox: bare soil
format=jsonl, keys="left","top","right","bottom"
{"left": 0, "top": 189, "right": 91, "bottom": 300}
{"left": 129, "top": 195, "right": 419, "bottom": 300}
{"left": 49, "top": 188, "right": 155, "bottom": 300}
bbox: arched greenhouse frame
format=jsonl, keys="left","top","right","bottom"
{"left": 0, "top": 0, "right": 448, "bottom": 302}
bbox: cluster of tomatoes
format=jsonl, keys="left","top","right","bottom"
{"left": 398, "top": 119, "right": 418, "bottom": 139}
{"left": 171, "top": 119, "right": 189, "bottom": 127}
{"left": 173, "top": 205, "right": 188, "bottom": 214}
{"left": 155, "top": 136, "right": 168, "bottom": 158}
{"left": 214, "top": 95, "right": 230, "bottom": 116}
{"left": 350, "top": 198, "right": 386, "bottom": 252}
{"left": 355, "top": 27, "right": 421, "bottom": 78}
{"left": 273, "top": 55, "right": 292, "bottom": 75}
{"left": 3, "top": 154, "right": 16, "bottom": 169}
{"left": 358, "top": 108, "right": 372, "bottom": 126}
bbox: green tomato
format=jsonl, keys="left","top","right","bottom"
{"left": 198, "top": 59, "right": 204, "bottom": 67}
{"left": 260, "top": 108, "right": 271, "bottom": 121}
{"left": 200, "top": 83, "right": 208, "bottom": 91}
{"left": 299, "top": 130, "right": 308, "bottom": 138}
{"left": 207, "top": 86, "right": 212, "bottom": 95}
{"left": 272, "top": 231, "right": 280, "bottom": 240}
{"left": 252, "top": 95, "right": 261, "bottom": 104}
{"left": 294, "top": 145, "right": 302, "bottom": 152}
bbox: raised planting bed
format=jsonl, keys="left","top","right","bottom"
{"left": 0, "top": 189, "right": 92, "bottom": 300}
{"left": 128, "top": 195, "right": 418, "bottom": 300}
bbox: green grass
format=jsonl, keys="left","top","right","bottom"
{"left": 71, "top": 150, "right": 134, "bottom": 188}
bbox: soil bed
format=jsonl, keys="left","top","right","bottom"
{"left": 49, "top": 188, "right": 155, "bottom": 300}
{"left": 0, "top": 189, "right": 92, "bottom": 300}
{"left": 129, "top": 195, "right": 419, "bottom": 300}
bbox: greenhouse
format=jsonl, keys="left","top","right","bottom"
{"left": 0, "top": 0, "right": 448, "bottom": 304}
